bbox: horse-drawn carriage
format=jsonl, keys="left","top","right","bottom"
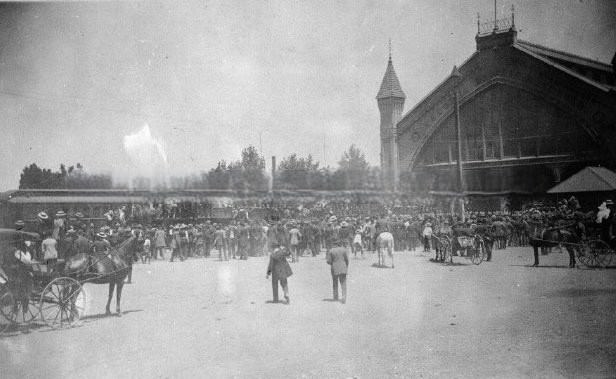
{"left": 0, "top": 229, "right": 86, "bottom": 332}
{"left": 0, "top": 229, "right": 135, "bottom": 333}
{"left": 432, "top": 232, "right": 488, "bottom": 265}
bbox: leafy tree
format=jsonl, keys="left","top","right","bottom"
{"left": 278, "top": 153, "right": 320, "bottom": 189}
{"left": 335, "top": 144, "right": 371, "bottom": 190}
{"left": 236, "top": 145, "right": 267, "bottom": 191}
{"left": 207, "top": 161, "right": 231, "bottom": 190}
{"left": 19, "top": 163, "right": 112, "bottom": 189}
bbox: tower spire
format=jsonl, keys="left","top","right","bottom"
{"left": 388, "top": 38, "right": 392, "bottom": 61}
{"left": 376, "top": 50, "right": 405, "bottom": 100}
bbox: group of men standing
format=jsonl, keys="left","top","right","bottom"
{"left": 266, "top": 237, "right": 349, "bottom": 306}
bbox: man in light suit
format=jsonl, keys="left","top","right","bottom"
{"left": 326, "top": 239, "right": 349, "bottom": 304}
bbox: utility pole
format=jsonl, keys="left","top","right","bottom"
{"left": 451, "top": 65, "right": 465, "bottom": 222}
{"left": 454, "top": 90, "right": 465, "bottom": 222}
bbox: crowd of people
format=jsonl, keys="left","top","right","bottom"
{"left": 8, "top": 195, "right": 616, "bottom": 271}
{"left": 4, "top": 194, "right": 616, "bottom": 309}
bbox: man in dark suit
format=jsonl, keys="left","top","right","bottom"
{"left": 266, "top": 244, "right": 292, "bottom": 304}
{"left": 326, "top": 239, "right": 349, "bottom": 304}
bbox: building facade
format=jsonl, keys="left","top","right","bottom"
{"left": 379, "top": 16, "right": 616, "bottom": 208}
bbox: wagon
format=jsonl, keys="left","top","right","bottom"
{"left": 0, "top": 229, "right": 86, "bottom": 333}
{"left": 441, "top": 234, "right": 487, "bottom": 265}
{"left": 576, "top": 239, "right": 614, "bottom": 268}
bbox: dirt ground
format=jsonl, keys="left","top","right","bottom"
{"left": 1, "top": 247, "right": 616, "bottom": 378}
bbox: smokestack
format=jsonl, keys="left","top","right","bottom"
{"left": 271, "top": 156, "right": 276, "bottom": 192}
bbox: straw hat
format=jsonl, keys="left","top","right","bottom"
{"left": 55, "top": 210, "right": 66, "bottom": 217}
{"left": 37, "top": 212, "right": 49, "bottom": 220}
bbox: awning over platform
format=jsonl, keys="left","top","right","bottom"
{"left": 548, "top": 167, "right": 616, "bottom": 193}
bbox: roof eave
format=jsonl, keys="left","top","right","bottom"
{"left": 514, "top": 44, "right": 611, "bottom": 92}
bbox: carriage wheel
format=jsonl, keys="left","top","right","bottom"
{"left": 0, "top": 286, "right": 38, "bottom": 328}
{"left": 39, "top": 277, "right": 86, "bottom": 329}
{"left": 576, "top": 247, "right": 590, "bottom": 267}
{"left": 0, "top": 289, "right": 15, "bottom": 333}
{"left": 471, "top": 241, "right": 485, "bottom": 265}
{"left": 587, "top": 240, "right": 612, "bottom": 268}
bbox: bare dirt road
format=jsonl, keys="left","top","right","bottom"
{"left": 2, "top": 247, "right": 616, "bottom": 378}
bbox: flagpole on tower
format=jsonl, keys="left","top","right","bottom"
{"left": 493, "top": 0, "right": 498, "bottom": 31}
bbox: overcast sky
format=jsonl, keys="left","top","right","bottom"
{"left": 0, "top": 0, "right": 614, "bottom": 190}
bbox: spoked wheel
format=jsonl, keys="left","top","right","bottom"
{"left": 0, "top": 289, "right": 15, "bottom": 333}
{"left": 0, "top": 287, "right": 38, "bottom": 331}
{"left": 586, "top": 240, "right": 612, "bottom": 268}
{"left": 39, "top": 277, "right": 86, "bottom": 329}
{"left": 576, "top": 247, "right": 590, "bottom": 267}
{"left": 471, "top": 241, "right": 485, "bottom": 265}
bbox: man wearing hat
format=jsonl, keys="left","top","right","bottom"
{"left": 14, "top": 220, "right": 25, "bottom": 231}
{"left": 154, "top": 227, "right": 167, "bottom": 260}
{"left": 169, "top": 225, "right": 186, "bottom": 262}
{"left": 37, "top": 211, "right": 51, "bottom": 237}
{"left": 53, "top": 210, "right": 66, "bottom": 240}
{"left": 266, "top": 243, "right": 292, "bottom": 304}
{"left": 422, "top": 222, "right": 433, "bottom": 252}
{"left": 73, "top": 229, "right": 92, "bottom": 256}
{"left": 213, "top": 224, "right": 227, "bottom": 261}
{"left": 59, "top": 227, "right": 76, "bottom": 260}
{"left": 287, "top": 222, "right": 301, "bottom": 263}
{"left": 326, "top": 238, "right": 349, "bottom": 304}
{"left": 93, "top": 232, "right": 111, "bottom": 254}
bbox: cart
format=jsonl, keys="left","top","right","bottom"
{"left": 0, "top": 229, "right": 86, "bottom": 333}
{"left": 445, "top": 234, "right": 487, "bottom": 265}
{"left": 576, "top": 239, "right": 614, "bottom": 268}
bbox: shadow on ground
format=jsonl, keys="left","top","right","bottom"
{"left": 546, "top": 288, "right": 616, "bottom": 298}
{"left": 82, "top": 309, "right": 144, "bottom": 322}
{"left": 371, "top": 263, "right": 394, "bottom": 269}
{"left": 510, "top": 264, "right": 572, "bottom": 269}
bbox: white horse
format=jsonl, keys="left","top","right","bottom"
{"left": 376, "top": 232, "right": 395, "bottom": 268}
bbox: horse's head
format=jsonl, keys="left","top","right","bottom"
{"left": 114, "top": 236, "right": 137, "bottom": 258}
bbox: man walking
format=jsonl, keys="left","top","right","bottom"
{"left": 326, "top": 239, "right": 349, "bottom": 304}
{"left": 154, "top": 227, "right": 166, "bottom": 260}
{"left": 266, "top": 244, "right": 292, "bottom": 304}
{"left": 213, "top": 224, "right": 228, "bottom": 261}
{"left": 287, "top": 222, "right": 301, "bottom": 263}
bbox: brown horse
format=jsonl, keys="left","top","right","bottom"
{"left": 64, "top": 236, "right": 137, "bottom": 316}
{"left": 524, "top": 221, "right": 578, "bottom": 268}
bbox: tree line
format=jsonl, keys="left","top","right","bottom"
{"left": 19, "top": 144, "right": 384, "bottom": 191}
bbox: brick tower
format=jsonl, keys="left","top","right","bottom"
{"left": 377, "top": 54, "right": 405, "bottom": 191}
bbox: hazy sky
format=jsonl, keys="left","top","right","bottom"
{"left": 0, "top": 0, "right": 614, "bottom": 189}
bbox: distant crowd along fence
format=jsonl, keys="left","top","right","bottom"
{"left": 0, "top": 189, "right": 442, "bottom": 226}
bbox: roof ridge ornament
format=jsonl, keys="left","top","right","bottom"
{"left": 451, "top": 65, "right": 462, "bottom": 79}
{"left": 511, "top": 4, "right": 516, "bottom": 30}
{"left": 476, "top": 3, "right": 516, "bottom": 36}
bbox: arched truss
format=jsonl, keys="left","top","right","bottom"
{"left": 405, "top": 76, "right": 607, "bottom": 171}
